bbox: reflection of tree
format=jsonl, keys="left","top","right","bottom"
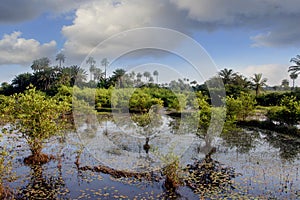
{"left": 17, "top": 165, "right": 67, "bottom": 199}
{"left": 220, "top": 129, "right": 259, "bottom": 154}
{"left": 263, "top": 131, "right": 300, "bottom": 161}
{"left": 168, "top": 112, "right": 199, "bottom": 135}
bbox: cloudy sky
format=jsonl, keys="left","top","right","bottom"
{"left": 0, "top": 0, "right": 300, "bottom": 85}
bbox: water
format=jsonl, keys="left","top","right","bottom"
{"left": 2, "top": 114, "right": 300, "bottom": 199}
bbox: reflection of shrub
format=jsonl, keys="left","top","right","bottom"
{"left": 159, "top": 151, "right": 183, "bottom": 191}
{"left": 0, "top": 137, "right": 13, "bottom": 199}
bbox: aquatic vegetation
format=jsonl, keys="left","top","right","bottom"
{"left": 185, "top": 154, "right": 240, "bottom": 197}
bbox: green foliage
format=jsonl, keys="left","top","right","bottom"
{"left": 256, "top": 92, "right": 290, "bottom": 106}
{"left": 0, "top": 86, "right": 70, "bottom": 155}
{"left": 111, "top": 88, "right": 134, "bottom": 110}
{"left": 267, "top": 96, "right": 300, "bottom": 126}
{"left": 225, "top": 92, "right": 256, "bottom": 122}
{"left": 195, "top": 95, "right": 211, "bottom": 132}
{"left": 167, "top": 93, "right": 187, "bottom": 112}
{"left": 95, "top": 88, "right": 112, "bottom": 109}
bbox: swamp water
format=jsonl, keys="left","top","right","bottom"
{"left": 2, "top": 114, "right": 300, "bottom": 199}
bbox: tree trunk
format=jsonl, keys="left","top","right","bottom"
{"left": 24, "top": 142, "right": 53, "bottom": 165}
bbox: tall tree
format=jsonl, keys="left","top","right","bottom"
{"left": 149, "top": 76, "right": 154, "bottom": 83}
{"left": 11, "top": 73, "right": 33, "bottom": 93}
{"left": 86, "top": 56, "right": 96, "bottom": 81}
{"left": 290, "top": 73, "right": 298, "bottom": 90}
{"left": 69, "top": 65, "right": 87, "bottom": 86}
{"left": 288, "top": 55, "right": 300, "bottom": 74}
{"left": 101, "top": 58, "right": 109, "bottom": 80}
{"left": 153, "top": 70, "right": 159, "bottom": 83}
{"left": 33, "top": 67, "right": 56, "bottom": 91}
{"left": 31, "top": 57, "right": 50, "bottom": 72}
{"left": 143, "top": 71, "right": 151, "bottom": 81}
{"left": 55, "top": 53, "right": 65, "bottom": 67}
{"left": 137, "top": 72, "right": 142, "bottom": 80}
{"left": 93, "top": 68, "right": 104, "bottom": 82}
{"left": 112, "top": 69, "right": 126, "bottom": 88}
{"left": 218, "top": 68, "right": 236, "bottom": 85}
{"left": 281, "top": 79, "right": 289, "bottom": 90}
{"left": 251, "top": 73, "right": 268, "bottom": 96}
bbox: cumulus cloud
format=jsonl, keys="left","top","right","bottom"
{"left": 60, "top": 0, "right": 300, "bottom": 62}
{"left": 61, "top": 0, "right": 194, "bottom": 62}
{"left": 239, "top": 64, "right": 290, "bottom": 86}
{"left": 0, "top": 32, "right": 56, "bottom": 65}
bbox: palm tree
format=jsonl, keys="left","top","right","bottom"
{"left": 288, "top": 55, "right": 300, "bottom": 74}
{"left": 112, "top": 69, "right": 126, "bottom": 88}
{"left": 11, "top": 73, "right": 33, "bottom": 93}
{"left": 33, "top": 68, "right": 56, "bottom": 91}
{"left": 93, "top": 68, "right": 104, "bottom": 82}
{"left": 69, "top": 65, "right": 87, "bottom": 86}
{"left": 153, "top": 70, "right": 159, "bottom": 83}
{"left": 218, "top": 68, "right": 236, "bottom": 85}
{"left": 290, "top": 73, "right": 298, "bottom": 90}
{"left": 137, "top": 73, "right": 142, "bottom": 80}
{"left": 143, "top": 71, "right": 151, "bottom": 81}
{"left": 55, "top": 53, "right": 65, "bottom": 67}
{"left": 281, "top": 79, "right": 289, "bottom": 90}
{"left": 234, "top": 74, "right": 252, "bottom": 89}
{"left": 31, "top": 57, "right": 51, "bottom": 72}
{"left": 149, "top": 76, "right": 154, "bottom": 83}
{"left": 251, "top": 73, "right": 268, "bottom": 96}
{"left": 56, "top": 67, "right": 71, "bottom": 86}
{"left": 86, "top": 56, "right": 96, "bottom": 81}
{"left": 101, "top": 58, "right": 109, "bottom": 80}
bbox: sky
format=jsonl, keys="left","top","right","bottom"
{"left": 0, "top": 0, "right": 300, "bottom": 86}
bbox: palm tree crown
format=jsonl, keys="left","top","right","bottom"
{"left": 86, "top": 56, "right": 96, "bottom": 80}
{"left": 56, "top": 53, "right": 65, "bottom": 67}
{"left": 218, "top": 68, "right": 237, "bottom": 85}
{"left": 251, "top": 73, "right": 267, "bottom": 96}
{"left": 153, "top": 70, "right": 159, "bottom": 83}
{"left": 288, "top": 55, "right": 300, "bottom": 74}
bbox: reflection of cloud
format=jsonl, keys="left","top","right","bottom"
{"left": 240, "top": 64, "right": 290, "bottom": 86}
{"left": 0, "top": 32, "right": 56, "bottom": 65}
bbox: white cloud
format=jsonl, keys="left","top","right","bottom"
{"left": 239, "top": 64, "right": 290, "bottom": 86}
{"left": 60, "top": 0, "right": 300, "bottom": 62}
{"left": 0, "top": 32, "right": 56, "bottom": 65}
{"left": 61, "top": 0, "right": 193, "bottom": 62}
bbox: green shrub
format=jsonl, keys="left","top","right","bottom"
{"left": 267, "top": 96, "right": 300, "bottom": 126}
{"left": 0, "top": 86, "right": 70, "bottom": 164}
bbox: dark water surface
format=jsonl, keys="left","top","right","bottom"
{"left": 3, "top": 115, "right": 300, "bottom": 199}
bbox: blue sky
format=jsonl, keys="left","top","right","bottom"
{"left": 1, "top": 0, "right": 300, "bottom": 86}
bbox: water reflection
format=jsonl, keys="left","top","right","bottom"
{"left": 3, "top": 114, "right": 300, "bottom": 199}
{"left": 17, "top": 165, "right": 67, "bottom": 199}
{"left": 220, "top": 129, "right": 260, "bottom": 154}
{"left": 262, "top": 130, "right": 300, "bottom": 161}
